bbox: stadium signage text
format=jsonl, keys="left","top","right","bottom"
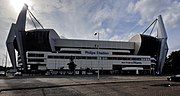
{"left": 85, "top": 51, "right": 109, "bottom": 55}
{"left": 121, "top": 61, "right": 142, "bottom": 64}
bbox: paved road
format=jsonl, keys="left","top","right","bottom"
{"left": 0, "top": 75, "right": 180, "bottom": 96}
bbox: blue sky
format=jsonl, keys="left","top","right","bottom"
{"left": 0, "top": 0, "right": 180, "bottom": 66}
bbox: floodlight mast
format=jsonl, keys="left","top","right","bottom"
{"left": 140, "top": 15, "right": 168, "bottom": 74}
{"left": 6, "top": 4, "right": 28, "bottom": 73}
{"left": 156, "top": 15, "right": 168, "bottom": 74}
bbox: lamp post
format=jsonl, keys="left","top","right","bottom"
{"left": 94, "top": 32, "right": 100, "bottom": 80}
{"left": 2, "top": 52, "right": 7, "bottom": 76}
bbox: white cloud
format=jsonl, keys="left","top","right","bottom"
{"left": 110, "top": 32, "right": 138, "bottom": 41}
{"left": 163, "top": 1, "right": 180, "bottom": 28}
{"left": 127, "top": 0, "right": 180, "bottom": 53}
{"left": 128, "top": 0, "right": 180, "bottom": 28}
{"left": 31, "top": 0, "right": 62, "bottom": 13}
{"left": 28, "top": 0, "right": 134, "bottom": 40}
{"left": 109, "top": 35, "right": 121, "bottom": 41}
{"left": 0, "top": 1, "right": 18, "bottom": 65}
{"left": 127, "top": 2, "right": 135, "bottom": 13}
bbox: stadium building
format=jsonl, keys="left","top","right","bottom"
{"left": 6, "top": 4, "right": 168, "bottom": 75}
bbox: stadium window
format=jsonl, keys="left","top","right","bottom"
{"left": 102, "top": 57, "right": 107, "bottom": 60}
{"left": 54, "top": 56, "right": 59, "bottom": 59}
{"left": 117, "top": 57, "right": 122, "bottom": 60}
{"left": 59, "top": 50, "right": 81, "bottom": 54}
{"left": 48, "top": 55, "right": 53, "bottom": 58}
{"left": 131, "top": 58, "right": 136, "bottom": 60}
{"left": 28, "top": 59, "right": 44, "bottom": 62}
{"left": 112, "top": 52, "right": 121, "bottom": 55}
{"left": 81, "top": 56, "right": 86, "bottom": 59}
{"left": 136, "top": 58, "right": 141, "bottom": 60}
{"left": 122, "top": 57, "right": 127, "bottom": 60}
{"left": 59, "top": 56, "right": 64, "bottom": 59}
{"left": 76, "top": 56, "right": 81, "bottom": 59}
{"left": 64, "top": 56, "right": 71, "bottom": 59}
{"left": 112, "top": 52, "right": 130, "bottom": 55}
{"left": 87, "top": 56, "right": 97, "bottom": 59}
{"left": 107, "top": 57, "right": 113, "bottom": 60}
{"left": 28, "top": 53, "right": 44, "bottom": 57}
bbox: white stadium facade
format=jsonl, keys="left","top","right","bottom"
{"left": 6, "top": 4, "right": 168, "bottom": 75}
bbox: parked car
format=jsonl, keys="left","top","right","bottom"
{"left": 167, "top": 74, "right": 180, "bottom": 82}
{"left": 0, "top": 71, "right": 5, "bottom": 76}
{"left": 14, "top": 72, "right": 22, "bottom": 76}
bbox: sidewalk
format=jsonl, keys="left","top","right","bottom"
{"left": 0, "top": 75, "right": 168, "bottom": 91}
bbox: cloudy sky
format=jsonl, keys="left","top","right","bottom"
{"left": 0, "top": 0, "right": 180, "bottom": 66}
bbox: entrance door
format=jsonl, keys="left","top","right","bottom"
{"left": 112, "top": 65, "right": 122, "bottom": 74}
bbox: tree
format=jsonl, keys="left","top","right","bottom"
{"left": 67, "top": 56, "right": 76, "bottom": 75}
{"left": 167, "top": 50, "right": 180, "bottom": 67}
{"left": 163, "top": 50, "right": 180, "bottom": 74}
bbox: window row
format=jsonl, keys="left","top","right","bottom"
{"left": 28, "top": 59, "right": 44, "bottom": 62}
{"left": 47, "top": 55, "right": 150, "bottom": 61}
{"left": 58, "top": 50, "right": 81, "bottom": 54}
{"left": 28, "top": 53, "right": 44, "bottom": 57}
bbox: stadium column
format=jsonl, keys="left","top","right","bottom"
{"left": 6, "top": 4, "right": 28, "bottom": 73}
{"left": 156, "top": 15, "right": 168, "bottom": 74}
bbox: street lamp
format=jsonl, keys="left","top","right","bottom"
{"left": 94, "top": 32, "right": 100, "bottom": 80}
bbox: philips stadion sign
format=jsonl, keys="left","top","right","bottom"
{"left": 84, "top": 51, "right": 110, "bottom": 55}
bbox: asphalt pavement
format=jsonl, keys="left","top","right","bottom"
{"left": 0, "top": 75, "right": 179, "bottom": 96}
